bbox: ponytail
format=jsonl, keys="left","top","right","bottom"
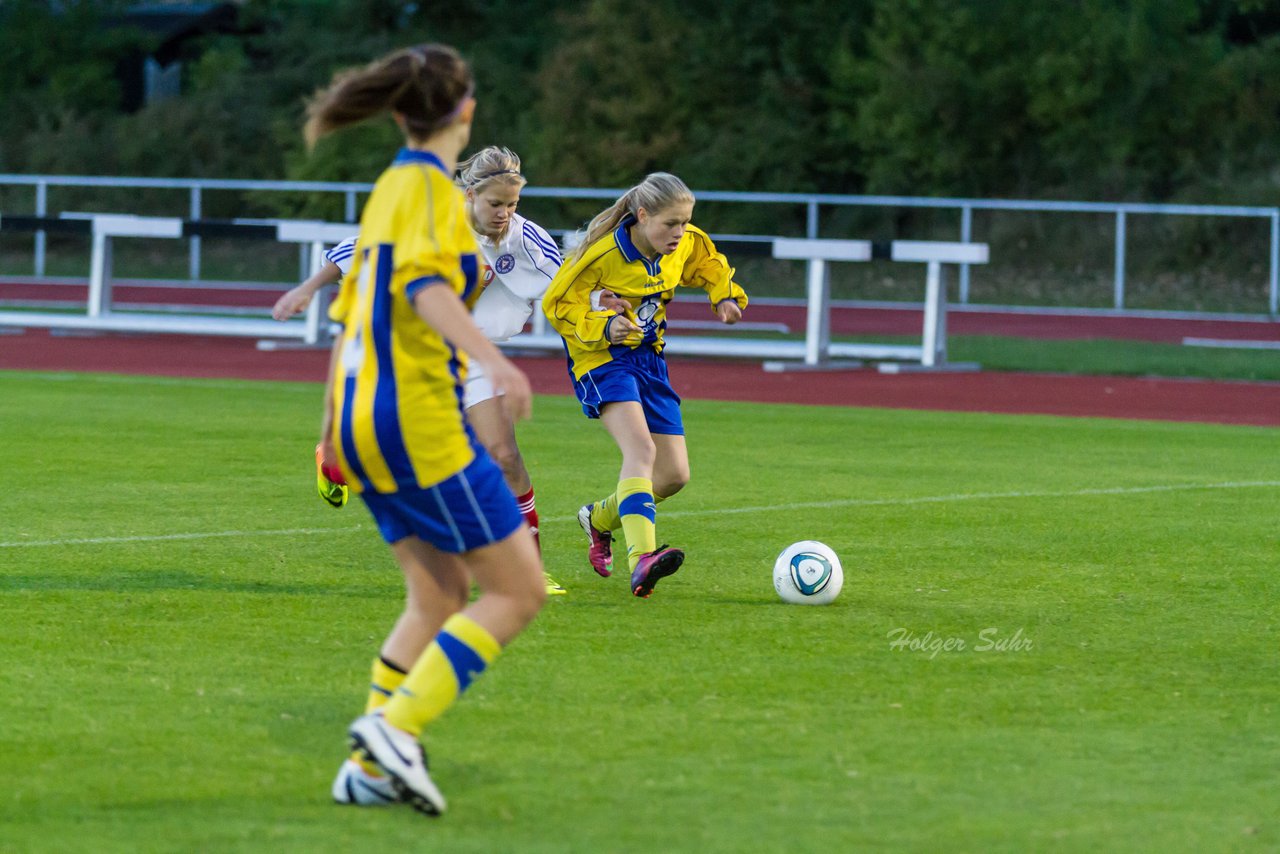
{"left": 304, "top": 44, "right": 473, "bottom": 148}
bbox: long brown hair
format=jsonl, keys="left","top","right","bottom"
{"left": 567, "top": 173, "right": 694, "bottom": 263}
{"left": 304, "top": 44, "right": 473, "bottom": 148}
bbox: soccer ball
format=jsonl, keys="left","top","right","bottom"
{"left": 773, "top": 541, "right": 843, "bottom": 605}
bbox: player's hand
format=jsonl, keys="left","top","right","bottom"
{"left": 272, "top": 286, "right": 312, "bottom": 321}
{"left": 606, "top": 314, "right": 642, "bottom": 345}
{"left": 317, "top": 437, "right": 345, "bottom": 483}
{"left": 716, "top": 299, "right": 742, "bottom": 325}
{"left": 598, "top": 289, "right": 632, "bottom": 314}
{"left": 484, "top": 357, "right": 533, "bottom": 421}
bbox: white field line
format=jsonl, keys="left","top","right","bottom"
{"left": 3, "top": 479, "right": 1277, "bottom": 550}
{"left": 0, "top": 525, "right": 366, "bottom": 549}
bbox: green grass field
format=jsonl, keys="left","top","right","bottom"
{"left": 2, "top": 370, "right": 1277, "bottom": 853}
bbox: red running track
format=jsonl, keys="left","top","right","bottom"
{"left": 1, "top": 328, "right": 1277, "bottom": 427}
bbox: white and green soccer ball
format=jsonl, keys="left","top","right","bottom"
{"left": 773, "top": 541, "right": 843, "bottom": 605}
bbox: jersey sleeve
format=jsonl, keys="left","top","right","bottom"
{"left": 541, "top": 251, "right": 616, "bottom": 350}
{"left": 680, "top": 226, "right": 748, "bottom": 313}
{"left": 324, "top": 236, "right": 359, "bottom": 277}
{"left": 506, "top": 220, "right": 561, "bottom": 300}
{"left": 393, "top": 182, "right": 477, "bottom": 306}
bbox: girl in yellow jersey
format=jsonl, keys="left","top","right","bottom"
{"left": 306, "top": 44, "right": 544, "bottom": 817}
{"left": 542, "top": 173, "right": 748, "bottom": 598}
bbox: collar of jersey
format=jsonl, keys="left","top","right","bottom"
{"left": 392, "top": 148, "right": 448, "bottom": 174}
{"left": 613, "top": 214, "right": 662, "bottom": 276}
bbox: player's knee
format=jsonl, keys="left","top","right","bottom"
{"left": 413, "top": 575, "right": 467, "bottom": 616}
{"left": 513, "top": 564, "right": 546, "bottom": 619}
{"left": 488, "top": 440, "right": 525, "bottom": 482}
{"left": 442, "top": 580, "right": 470, "bottom": 613}
{"left": 527, "top": 575, "right": 548, "bottom": 612}
{"left": 657, "top": 474, "right": 689, "bottom": 498}
{"left": 657, "top": 463, "right": 690, "bottom": 497}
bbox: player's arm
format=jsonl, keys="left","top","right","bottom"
{"left": 273, "top": 260, "right": 343, "bottom": 321}
{"left": 542, "top": 263, "right": 637, "bottom": 347}
{"left": 413, "top": 284, "right": 533, "bottom": 421}
{"left": 680, "top": 227, "right": 747, "bottom": 324}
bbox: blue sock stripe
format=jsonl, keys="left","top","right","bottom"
{"left": 370, "top": 684, "right": 393, "bottom": 697}
{"left": 436, "top": 631, "right": 488, "bottom": 693}
{"left": 619, "top": 491, "right": 656, "bottom": 523}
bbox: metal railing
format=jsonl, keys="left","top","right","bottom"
{"left": 2, "top": 173, "right": 1278, "bottom": 316}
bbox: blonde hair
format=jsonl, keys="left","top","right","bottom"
{"left": 304, "top": 44, "right": 473, "bottom": 148}
{"left": 568, "top": 172, "right": 695, "bottom": 263}
{"left": 457, "top": 146, "right": 527, "bottom": 194}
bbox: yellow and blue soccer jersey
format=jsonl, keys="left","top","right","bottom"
{"left": 542, "top": 215, "right": 747, "bottom": 379}
{"left": 327, "top": 148, "right": 481, "bottom": 494}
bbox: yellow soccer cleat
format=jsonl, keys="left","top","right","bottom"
{"left": 544, "top": 572, "right": 567, "bottom": 596}
{"left": 315, "top": 444, "right": 349, "bottom": 509}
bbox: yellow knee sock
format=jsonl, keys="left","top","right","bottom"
{"left": 593, "top": 488, "right": 668, "bottom": 533}
{"left": 614, "top": 476, "right": 657, "bottom": 570}
{"left": 380, "top": 613, "right": 501, "bottom": 738}
{"left": 353, "top": 657, "right": 408, "bottom": 774}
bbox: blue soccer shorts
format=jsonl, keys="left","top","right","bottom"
{"left": 359, "top": 447, "right": 524, "bottom": 552}
{"left": 571, "top": 346, "right": 684, "bottom": 435}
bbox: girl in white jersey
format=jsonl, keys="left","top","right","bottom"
{"left": 454, "top": 146, "right": 559, "bottom": 560}
{"left": 272, "top": 146, "right": 571, "bottom": 597}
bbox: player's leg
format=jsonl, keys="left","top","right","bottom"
{"left": 641, "top": 352, "right": 688, "bottom": 503}
{"left": 348, "top": 455, "right": 544, "bottom": 815}
{"left": 465, "top": 367, "right": 532, "bottom": 494}
{"left": 651, "top": 433, "right": 690, "bottom": 501}
{"left": 588, "top": 401, "right": 683, "bottom": 596}
{"left": 573, "top": 367, "right": 646, "bottom": 577}
{"left": 380, "top": 529, "right": 541, "bottom": 729}
{"left": 335, "top": 538, "right": 468, "bottom": 806}
{"left": 352, "top": 529, "right": 543, "bottom": 814}
{"left": 466, "top": 371, "right": 564, "bottom": 595}
{"left": 589, "top": 401, "right": 657, "bottom": 569}
{"left": 621, "top": 355, "right": 686, "bottom": 596}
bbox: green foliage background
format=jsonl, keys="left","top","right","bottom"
{"left": 4, "top": 0, "right": 1280, "bottom": 203}
{"left": 3, "top": 0, "right": 1280, "bottom": 305}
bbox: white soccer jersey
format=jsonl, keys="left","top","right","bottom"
{"left": 472, "top": 212, "right": 561, "bottom": 341}
{"left": 322, "top": 214, "right": 559, "bottom": 343}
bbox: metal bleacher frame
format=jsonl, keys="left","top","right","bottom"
{"left": 0, "top": 212, "right": 986, "bottom": 372}
{"left": 0, "top": 214, "right": 351, "bottom": 345}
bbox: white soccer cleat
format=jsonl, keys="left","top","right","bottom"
{"left": 348, "top": 713, "right": 447, "bottom": 816}
{"left": 331, "top": 758, "right": 400, "bottom": 806}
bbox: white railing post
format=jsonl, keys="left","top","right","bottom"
{"left": 87, "top": 226, "right": 112, "bottom": 317}
{"left": 1270, "top": 210, "right": 1278, "bottom": 318}
{"left": 189, "top": 186, "right": 202, "bottom": 280}
{"left": 804, "top": 258, "right": 830, "bottom": 366}
{"left": 921, "top": 261, "right": 942, "bottom": 367}
{"left": 958, "top": 205, "right": 972, "bottom": 304}
{"left": 34, "top": 181, "right": 48, "bottom": 277}
{"left": 1114, "top": 210, "right": 1127, "bottom": 310}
